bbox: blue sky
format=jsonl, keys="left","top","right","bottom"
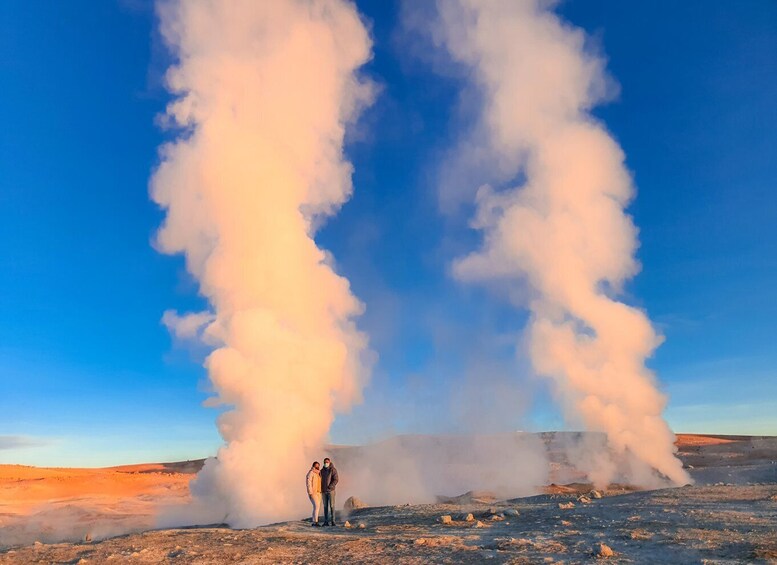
{"left": 1, "top": 0, "right": 775, "bottom": 467}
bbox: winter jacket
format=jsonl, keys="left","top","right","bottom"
{"left": 320, "top": 464, "right": 339, "bottom": 493}
{"left": 306, "top": 469, "right": 321, "bottom": 496}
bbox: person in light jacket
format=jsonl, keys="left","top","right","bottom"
{"left": 320, "top": 457, "right": 339, "bottom": 526}
{"left": 306, "top": 461, "right": 322, "bottom": 526}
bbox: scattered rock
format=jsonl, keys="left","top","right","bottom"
{"left": 630, "top": 529, "right": 653, "bottom": 540}
{"left": 464, "top": 513, "right": 475, "bottom": 522}
{"left": 558, "top": 502, "right": 575, "bottom": 509}
{"left": 504, "top": 508, "right": 520, "bottom": 517}
{"left": 488, "top": 514, "right": 505, "bottom": 521}
{"left": 489, "top": 537, "right": 516, "bottom": 550}
{"left": 578, "top": 496, "right": 592, "bottom": 504}
{"left": 474, "top": 520, "right": 486, "bottom": 528}
{"left": 83, "top": 533, "right": 92, "bottom": 542}
{"left": 595, "top": 543, "right": 614, "bottom": 558}
{"left": 343, "top": 496, "right": 368, "bottom": 512}
{"left": 344, "top": 521, "right": 352, "bottom": 528}
{"left": 590, "top": 490, "right": 603, "bottom": 499}
{"left": 415, "top": 536, "right": 459, "bottom": 547}
{"left": 358, "top": 523, "right": 366, "bottom": 529}
{"left": 560, "top": 520, "right": 572, "bottom": 527}
{"left": 439, "top": 515, "right": 452, "bottom": 524}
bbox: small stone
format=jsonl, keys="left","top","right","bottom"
{"left": 590, "top": 490, "right": 603, "bottom": 499}
{"left": 489, "top": 514, "right": 504, "bottom": 521}
{"left": 558, "top": 502, "right": 575, "bottom": 509}
{"left": 560, "top": 520, "right": 572, "bottom": 527}
{"left": 504, "top": 508, "right": 520, "bottom": 517}
{"left": 464, "top": 513, "right": 475, "bottom": 522}
{"left": 595, "top": 543, "right": 614, "bottom": 558}
{"left": 84, "top": 533, "right": 92, "bottom": 542}
{"left": 344, "top": 520, "right": 352, "bottom": 528}
{"left": 578, "top": 496, "right": 592, "bottom": 504}
{"left": 439, "top": 515, "right": 452, "bottom": 524}
{"left": 358, "top": 523, "right": 366, "bottom": 529}
{"left": 474, "top": 520, "right": 486, "bottom": 528}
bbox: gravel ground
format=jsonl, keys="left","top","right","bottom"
{"left": 3, "top": 435, "right": 776, "bottom": 563}
{"left": 2, "top": 483, "right": 776, "bottom": 564}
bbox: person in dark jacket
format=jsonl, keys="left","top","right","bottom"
{"left": 320, "top": 457, "right": 339, "bottom": 526}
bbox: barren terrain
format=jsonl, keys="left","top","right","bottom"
{"left": 2, "top": 434, "right": 776, "bottom": 563}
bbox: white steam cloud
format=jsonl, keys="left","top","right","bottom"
{"left": 437, "top": 0, "right": 691, "bottom": 488}
{"left": 151, "top": 0, "right": 373, "bottom": 526}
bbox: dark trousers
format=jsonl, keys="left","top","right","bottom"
{"left": 322, "top": 491, "right": 336, "bottom": 524}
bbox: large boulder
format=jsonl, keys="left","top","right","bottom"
{"left": 343, "top": 496, "right": 368, "bottom": 512}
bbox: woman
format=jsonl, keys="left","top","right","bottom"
{"left": 305, "top": 461, "right": 322, "bottom": 526}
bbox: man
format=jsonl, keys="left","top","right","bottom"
{"left": 305, "top": 461, "right": 322, "bottom": 526}
{"left": 320, "top": 457, "right": 339, "bottom": 526}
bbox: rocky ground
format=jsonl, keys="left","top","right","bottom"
{"left": 2, "top": 434, "right": 776, "bottom": 563}
{"left": 2, "top": 483, "right": 776, "bottom": 563}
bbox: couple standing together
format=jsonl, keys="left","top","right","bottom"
{"left": 305, "top": 457, "right": 339, "bottom": 527}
